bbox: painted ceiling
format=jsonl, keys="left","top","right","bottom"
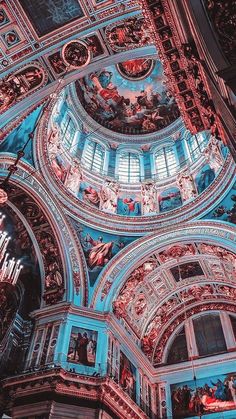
{"left": 76, "top": 58, "right": 180, "bottom": 135}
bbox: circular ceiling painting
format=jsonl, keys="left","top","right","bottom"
{"left": 116, "top": 58, "right": 155, "bottom": 80}
{"left": 75, "top": 59, "right": 180, "bottom": 135}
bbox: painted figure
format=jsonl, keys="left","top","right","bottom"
{"left": 85, "top": 235, "right": 113, "bottom": 269}
{"left": 76, "top": 60, "right": 179, "bottom": 135}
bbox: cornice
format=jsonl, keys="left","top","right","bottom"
{"left": 35, "top": 106, "right": 236, "bottom": 234}
{"left": 2, "top": 368, "right": 148, "bottom": 419}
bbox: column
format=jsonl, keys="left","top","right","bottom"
{"left": 220, "top": 312, "right": 236, "bottom": 351}
{"left": 185, "top": 319, "right": 199, "bottom": 360}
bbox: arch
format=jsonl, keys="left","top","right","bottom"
{"left": 92, "top": 220, "right": 236, "bottom": 310}
{"left": 0, "top": 155, "right": 88, "bottom": 306}
{"left": 91, "top": 221, "right": 236, "bottom": 365}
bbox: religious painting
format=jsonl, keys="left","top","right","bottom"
{"left": 195, "top": 164, "right": 215, "bottom": 194}
{"left": 159, "top": 187, "right": 182, "bottom": 212}
{"left": 19, "top": 0, "right": 84, "bottom": 37}
{"left": 62, "top": 40, "right": 91, "bottom": 69}
{"left": 205, "top": 182, "right": 236, "bottom": 225}
{"left": 0, "top": 106, "right": 42, "bottom": 164}
{"left": 119, "top": 351, "right": 136, "bottom": 401}
{"left": 72, "top": 222, "right": 136, "bottom": 286}
{"left": 117, "top": 194, "right": 141, "bottom": 216}
{"left": 85, "top": 34, "right": 104, "bottom": 58}
{"left": 105, "top": 17, "right": 151, "bottom": 51}
{"left": 116, "top": 59, "right": 155, "bottom": 81}
{"left": 76, "top": 60, "right": 180, "bottom": 135}
{"left": 67, "top": 326, "right": 98, "bottom": 367}
{"left": 170, "top": 261, "right": 204, "bottom": 281}
{"left": 171, "top": 372, "right": 236, "bottom": 418}
{"left": 79, "top": 182, "right": 101, "bottom": 208}
{"left": 48, "top": 51, "right": 67, "bottom": 75}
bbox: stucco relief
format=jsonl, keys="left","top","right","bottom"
{"left": 0, "top": 63, "right": 48, "bottom": 115}
{"left": 108, "top": 229, "right": 236, "bottom": 364}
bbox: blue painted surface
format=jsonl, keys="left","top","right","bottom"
{"left": 0, "top": 106, "right": 42, "bottom": 166}
{"left": 204, "top": 181, "right": 236, "bottom": 224}
{"left": 71, "top": 219, "right": 139, "bottom": 287}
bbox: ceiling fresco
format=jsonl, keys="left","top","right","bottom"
{"left": 70, "top": 219, "right": 138, "bottom": 287}
{"left": 203, "top": 181, "right": 236, "bottom": 224}
{"left": 18, "top": 0, "right": 84, "bottom": 37}
{"left": 76, "top": 58, "right": 180, "bottom": 135}
{"left": 0, "top": 106, "right": 42, "bottom": 165}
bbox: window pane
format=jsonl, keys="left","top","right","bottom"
{"left": 155, "top": 146, "right": 177, "bottom": 179}
{"left": 187, "top": 133, "right": 208, "bottom": 161}
{"left": 82, "top": 140, "right": 105, "bottom": 173}
{"left": 193, "top": 314, "right": 226, "bottom": 356}
{"left": 118, "top": 152, "right": 140, "bottom": 183}
{"left": 60, "top": 115, "right": 76, "bottom": 150}
{"left": 167, "top": 327, "right": 188, "bottom": 364}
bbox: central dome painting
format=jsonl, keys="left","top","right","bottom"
{"left": 76, "top": 58, "right": 180, "bottom": 135}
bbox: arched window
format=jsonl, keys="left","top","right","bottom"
{"left": 167, "top": 326, "right": 188, "bottom": 364}
{"left": 60, "top": 114, "right": 76, "bottom": 150}
{"left": 82, "top": 140, "right": 105, "bottom": 173}
{"left": 187, "top": 133, "right": 208, "bottom": 161}
{"left": 117, "top": 152, "right": 140, "bottom": 183}
{"left": 193, "top": 313, "right": 226, "bottom": 356}
{"left": 155, "top": 146, "right": 177, "bottom": 179}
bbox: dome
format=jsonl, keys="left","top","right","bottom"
{"left": 75, "top": 58, "right": 180, "bottom": 135}
{"left": 34, "top": 64, "right": 230, "bottom": 226}
{"left": 0, "top": 1, "right": 236, "bottom": 418}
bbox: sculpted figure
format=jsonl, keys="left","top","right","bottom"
{"left": 45, "top": 261, "right": 63, "bottom": 290}
{"left": 204, "top": 135, "right": 224, "bottom": 173}
{"left": 48, "top": 124, "right": 60, "bottom": 160}
{"left": 64, "top": 162, "right": 82, "bottom": 195}
{"left": 177, "top": 168, "right": 197, "bottom": 201}
{"left": 83, "top": 186, "right": 100, "bottom": 207}
{"left": 100, "top": 180, "right": 119, "bottom": 213}
{"left": 141, "top": 182, "right": 157, "bottom": 215}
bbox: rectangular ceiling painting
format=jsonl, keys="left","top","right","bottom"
{"left": 19, "top": 0, "right": 84, "bottom": 36}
